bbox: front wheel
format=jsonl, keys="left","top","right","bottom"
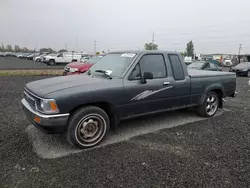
{"left": 48, "top": 60, "right": 55, "bottom": 66}
{"left": 196, "top": 91, "right": 219, "bottom": 117}
{"left": 66, "top": 106, "right": 110, "bottom": 149}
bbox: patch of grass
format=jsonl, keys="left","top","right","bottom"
{"left": 0, "top": 69, "right": 63, "bottom": 76}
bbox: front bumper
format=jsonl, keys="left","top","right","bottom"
{"left": 21, "top": 99, "right": 69, "bottom": 134}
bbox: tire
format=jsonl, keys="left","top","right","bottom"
{"left": 196, "top": 91, "right": 219, "bottom": 117}
{"left": 48, "top": 59, "right": 55, "bottom": 66}
{"left": 66, "top": 106, "right": 110, "bottom": 149}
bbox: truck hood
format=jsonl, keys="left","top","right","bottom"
{"left": 25, "top": 75, "right": 106, "bottom": 97}
{"left": 67, "top": 62, "right": 93, "bottom": 69}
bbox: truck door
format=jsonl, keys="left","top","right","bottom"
{"left": 122, "top": 54, "right": 174, "bottom": 118}
{"left": 56, "top": 53, "right": 64, "bottom": 63}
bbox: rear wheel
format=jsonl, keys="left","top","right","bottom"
{"left": 196, "top": 91, "right": 219, "bottom": 117}
{"left": 66, "top": 106, "right": 110, "bottom": 149}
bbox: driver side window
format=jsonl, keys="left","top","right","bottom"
{"left": 203, "top": 63, "right": 211, "bottom": 69}
{"left": 57, "top": 54, "right": 63, "bottom": 57}
{"left": 128, "top": 54, "right": 167, "bottom": 80}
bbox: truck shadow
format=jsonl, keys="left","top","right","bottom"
{"left": 25, "top": 109, "right": 224, "bottom": 159}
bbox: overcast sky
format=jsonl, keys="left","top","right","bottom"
{"left": 1, "top": 0, "right": 250, "bottom": 54}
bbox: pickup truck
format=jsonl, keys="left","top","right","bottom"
{"left": 43, "top": 52, "right": 82, "bottom": 65}
{"left": 21, "top": 51, "right": 237, "bottom": 149}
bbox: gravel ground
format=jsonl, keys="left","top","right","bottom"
{"left": 0, "top": 76, "right": 250, "bottom": 188}
{"left": 0, "top": 57, "right": 64, "bottom": 69}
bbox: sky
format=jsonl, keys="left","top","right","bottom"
{"left": 1, "top": 0, "right": 250, "bottom": 54}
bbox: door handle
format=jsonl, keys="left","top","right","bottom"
{"left": 163, "top": 81, "right": 170, "bottom": 85}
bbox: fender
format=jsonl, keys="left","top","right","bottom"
{"left": 199, "top": 83, "right": 225, "bottom": 105}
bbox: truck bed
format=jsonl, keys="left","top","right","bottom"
{"left": 188, "top": 68, "right": 235, "bottom": 78}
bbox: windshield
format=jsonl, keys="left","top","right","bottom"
{"left": 89, "top": 53, "right": 137, "bottom": 78}
{"left": 87, "top": 55, "right": 104, "bottom": 63}
{"left": 188, "top": 62, "right": 204, "bottom": 68}
{"left": 235, "top": 62, "right": 250, "bottom": 69}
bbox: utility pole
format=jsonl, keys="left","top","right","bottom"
{"left": 152, "top": 32, "right": 154, "bottom": 50}
{"left": 238, "top": 44, "right": 242, "bottom": 64}
{"left": 94, "top": 40, "right": 96, "bottom": 54}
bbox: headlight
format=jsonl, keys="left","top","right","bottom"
{"left": 37, "top": 99, "right": 59, "bottom": 114}
{"left": 242, "top": 69, "right": 248, "bottom": 71}
{"left": 69, "top": 68, "right": 79, "bottom": 72}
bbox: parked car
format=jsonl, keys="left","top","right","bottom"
{"left": 27, "top": 53, "right": 40, "bottom": 60}
{"left": 43, "top": 52, "right": 83, "bottom": 65}
{"left": 33, "top": 53, "right": 50, "bottom": 62}
{"left": 188, "top": 61, "right": 222, "bottom": 71}
{"left": 229, "top": 62, "right": 250, "bottom": 77}
{"left": 63, "top": 55, "right": 104, "bottom": 76}
{"left": 21, "top": 50, "right": 237, "bottom": 149}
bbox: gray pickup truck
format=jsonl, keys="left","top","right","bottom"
{"left": 22, "top": 51, "right": 237, "bottom": 149}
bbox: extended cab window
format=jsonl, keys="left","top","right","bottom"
{"left": 168, "top": 54, "right": 185, "bottom": 80}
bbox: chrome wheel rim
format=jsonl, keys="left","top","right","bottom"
{"left": 206, "top": 94, "right": 218, "bottom": 116}
{"left": 75, "top": 114, "right": 106, "bottom": 146}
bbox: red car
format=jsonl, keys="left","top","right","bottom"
{"left": 63, "top": 55, "right": 104, "bottom": 76}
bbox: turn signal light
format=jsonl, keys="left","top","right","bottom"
{"left": 34, "top": 116, "right": 41, "bottom": 123}
{"left": 49, "top": 101, "right": 58, "bottom": 111}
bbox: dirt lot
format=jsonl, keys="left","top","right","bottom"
{"left": 0, "top": 76, "right": 250, "bottom": 188}
{"left": 0, "top": 57, "right": 64, "bottom": 69}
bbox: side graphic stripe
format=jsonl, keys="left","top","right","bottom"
{"left": 131, "top": 86, "right": 173, "bottom": 101}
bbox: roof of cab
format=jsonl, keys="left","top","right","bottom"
{"left": 108, "top": 50, "right": 180, "bottom": 55}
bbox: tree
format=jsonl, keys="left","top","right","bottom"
{"left": 22, "top": 47, "right": 29, "bottom": 52}
{"left": 14, "top": 45, "right": 20, "bottom": 52}
{"left": 6, "top": 44, "right": 13, "bottom": 52}
{"left": 186, "top": 41, "right": 194, "bottom": 57}
{"left": 144, "top": 42, "right": 158, "bottom": 50}
{"left": 0, "top": 43, "right": 4, "bottom": 52}
{"left": 180, "top": 51, "right": 187, "bottom": 57}
{"left": 58, "top": 49, "right": 68, "bottom": 53}
{"left": 39, "top": 48, "right": 54, "bottom": 53}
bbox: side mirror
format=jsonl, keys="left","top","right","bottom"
{"left": 141, "top": 72, "right": 153, "bottom": 84}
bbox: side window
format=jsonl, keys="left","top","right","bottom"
{"left": 203, "top": 63, "right": 211, "bottom": 69}
{"left": 209, "top": 63, "right": 216, "bottom": 68}
{"left": 128, "top": 64, "right": 141, "bottom": 80}
{"left": 139, "top": 54, "right": 166, "bottom": 78}
{"left": 57, "top": 54, "right": 63, "bottom": 57}
{"left": 168, "top": 54, "right": 185, "bottom": 80}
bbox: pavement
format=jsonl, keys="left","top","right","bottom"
{"left": 0, "top": 57, "right": 64, "bottom": 69}
{"left": 0, "top": 76, "right": 250, "bottom": 188}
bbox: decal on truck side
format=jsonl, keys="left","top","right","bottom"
{"left": 131, "top": 86, "right": 173, "bottom": 101}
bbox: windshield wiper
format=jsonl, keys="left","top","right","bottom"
{"left": 95, "top": 70, "right": 113, "bottom": 79}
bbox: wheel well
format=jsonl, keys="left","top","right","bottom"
{"left": 211, "top": 89, "right": 223, "bottom": 108}
{"left": 69, "top": 102, "right": 117, "bottom": 128}
{"left": 49, "top": 59, "right": 55, "bottom": 62}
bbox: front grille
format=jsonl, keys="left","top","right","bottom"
{"left": 24, "top": 91, "right": 36, "bottom": 108}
